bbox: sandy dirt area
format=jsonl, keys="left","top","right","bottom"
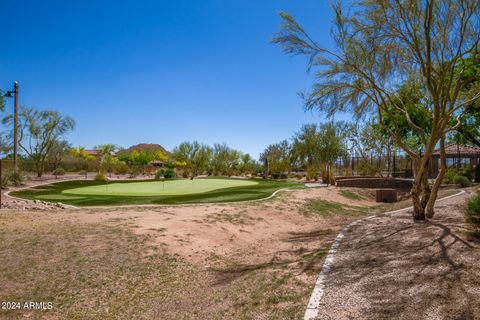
{"left": 67, "top": 187, "right": 372, "bottom": 264}
{"left": 1, "top": 185, "right": 376, "bottom": 319}
{"left": 1, "top": 180, "right": 475, "bottom": 319}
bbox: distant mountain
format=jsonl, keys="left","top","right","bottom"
{"left": 118, "top": 143, "right": 170, "bottom": 155}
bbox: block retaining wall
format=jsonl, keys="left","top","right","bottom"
{"left": 335, "top": 177, "right": 413, "bottom": 191}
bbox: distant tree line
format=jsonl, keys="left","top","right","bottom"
{"left": 260, "top": 120, "right": 401, "bottom": 182}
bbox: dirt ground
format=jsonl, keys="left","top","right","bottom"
{"left": 0, "top": 185, "right": 378, "bottom": 319}
{"left": 0, "top": 183, "right": 476, "bottom": 319}
{"left": 72, "top": 187, "right": 376, "bottom": 264}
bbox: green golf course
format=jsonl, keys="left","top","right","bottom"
{"left": 11, "top": 178, "right": 300, "bottom": 206}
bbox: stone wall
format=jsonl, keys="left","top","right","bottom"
{"left": 336, "top": 177, "right": 413, "bottom": 191}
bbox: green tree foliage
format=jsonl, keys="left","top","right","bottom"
{"left": 94, "top": 144, "right": 119, "bottom": 173}
{"left": 117, "top": 149, "right": 168, "bottom": 166}
{"left": 8, "top": 107, "right": 75, "bottom": 177}
{"left": 448, "top": 53, "right": 480, "bottom": 146}
{"left": 348, "top": 119, "right": 396, "bottom": 176}
{"left": 47, "top": 140, "right": 71, "bottom": 172}
{"left": 239, "top": 153, "right": 258, "bottom": 176}
{"left": 273, "top": 1, "right": 480, "bottom": 220}
{"left": 260, "top": 140, "right": 291, "bottom": 179}
{"left": 291, "top": 122, "right": 348, "bottom": 180}
{"left": 172, "top": 141, "right": 212, "bottom": 179}
{"left": 210, "top": 143, "right": 247, "bottom": 177}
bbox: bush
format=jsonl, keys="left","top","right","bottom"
{"left": 78, "top": 170, "right": 87, "bottom": 176}
{"left": 444, "top": 167, "right": 474, "bottom": 184}
{"left": 1, "top": 174, "right": 9, "bottom": 188}
{"left": 443, "top": 168, "right": 457, "bottom": 184}
{"left": 457, "top": 166, "right": 474, "bottom": 181}
{"left": 114, "top": 163, "right": 129, "bottom": 175}
{"left": 320, "top": 168, "right": 336, "bottom": 185}
{"left": 453, "top": 175, "right": 471, "bottom": 188}
{"left": 465, "top": 194, "right": 480, "bottom": 230}
{"left": 53, "top": 167, "right": 66, "bottom": 176}
{"left": 1, "top": 171, "right": 27, "bottom": 187}
{"left": 155, "top": 170, "right": 165, "bottom": 180}
{"left": 306, "top": 166, "right": 318, "bottom": 181}
{"left": 155, "top": 168, "right": 176, "bottom": 180}
{"left": 163, "top": 168, "right": 176, "bottom": 179}
{"left": 7, "top": 171, "right": 27, "bottom": 187}
{"left": 94, "top": 172, "right": 108, "bottom": 182}
{"left": 128, "top": 167, "right": 140, "bottom": 178}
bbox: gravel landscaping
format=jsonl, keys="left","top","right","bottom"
{"left": 314, "top": 189, "right": 480, "bottom": 320}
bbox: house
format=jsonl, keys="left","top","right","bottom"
{"left": 429, "top": 144, "right": 480, "bottom": 181}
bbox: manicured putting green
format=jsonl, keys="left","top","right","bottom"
{"left": 62, "top": 178, "right": 258, "bottom": 197}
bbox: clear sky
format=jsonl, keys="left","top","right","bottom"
{"left": 0, "top": 0, "right": 338, "bottom": 159}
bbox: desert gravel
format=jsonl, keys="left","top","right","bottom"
{"left": 315, "top": 190, "right": 480, "bottom": 320}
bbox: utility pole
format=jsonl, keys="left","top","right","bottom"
{"left": 13, "top": 81, "right": 18, "bottom": 172}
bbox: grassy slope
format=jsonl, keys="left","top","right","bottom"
{"left": 11, "top": 178, "right": 300, "bottom": 206}
{"left": 0, "top": 215, "right": 205, "bottom": 319}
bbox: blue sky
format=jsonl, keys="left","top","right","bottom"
{"left": 0, "top": 0, "right": 337, "bottom": 159}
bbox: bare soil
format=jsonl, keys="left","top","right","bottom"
{"left": 0, "top": 186, "right": 373, "bottom": 319}
{"left": 0, "top": 182, "right": 475, "bottom": 320}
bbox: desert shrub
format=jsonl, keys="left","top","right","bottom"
{"left": 456, "top": 166, "right": 474, "bottom": 181}
{"left": 270, "top": 172, "right": 287, "bottom": 179}
{"left": 444, "top": 167, "right": 474, "bottom": 184}
{"left": 7, "top": 171, "right": 27, "bottom": 186}
{"left": 357, "top": 159, "right": 380, "bottom": 176}
{"left": 306, "top": 166, "right": 318, "bottom": 181}
{"left": 114, "top": 163, "right": 129, "bottom": 175}
{"left": 128, "top": 166, "right": 140, "bottom": 178}
{"left": 0, "top": 171, "right": 28, "bottom": 187}
{"left": 443, "top": 168, "right": 457, "bottom": 184}
{"left": 1, "top": 174, "right": 9, "bottom": 188}
{"left": 94, "top": 172, "right": 108, "bottom": 182}
{"left": 155, "top": 170, "right": 164, "bottom": 180}
{"left": 465, "top": 194, "right": 480, "bottom": 230}
{"left": 453, "top": 175, "right": 471, "bottom": 188}
{"left": 53, "top": 167, "right": 66, "bottom": 176}
{"left": 155, "top": 168, "right": 176, "bottom": 179}
{"left": 320, "top": 168, "right": 336, "bottom": 185}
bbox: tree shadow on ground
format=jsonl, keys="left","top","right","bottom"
{"left": 320, "top": 201, "right": 480, "bottom": 320}
{"left": 211, "top": 227, "right": 337, "bottom": 285}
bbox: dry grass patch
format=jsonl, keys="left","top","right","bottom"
{"left": 0, "top": 214, "right": 202, "bottom": 320}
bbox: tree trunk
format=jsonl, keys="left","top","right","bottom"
{"left": 411, "top": 182, "right": 426, "bottom": 220}
{"left": 411, "top": 159, "right": 431, "bottom": 221}
{"left": 36, "top": 161, "right": 44, "bottom": 178}
{"left": 426, "top": 136, "right": 447, "bottom": 218}
{"left": 263, "top": 159, "right": 269, "bottom": 179}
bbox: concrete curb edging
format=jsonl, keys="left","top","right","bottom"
{"left": 304, "top": 190, "right": 466, "bottom": 320}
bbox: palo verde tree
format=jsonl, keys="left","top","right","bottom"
{"left": 273, "top": 0, "right": 480, "bottom": 220}
{"left": 260, "top": 140, "right": 291, "bottom": 179}
{"left": 447, "top": 53, "right": 480, "bottom": 147}
{"left": 291, "top": 122, "right": 347, "bottom": 180}
{"left": 94, "top": 144, "right": 118, "bottom": 171}
{"left": 172, "top": 141, "right": 212, "bottom": 179}
{"left": 348, "top": 119, "right": 396, "bottom": 176}
{"left": 7, "top": 107, "right": 75, "bottom": 177}
{"left": 47, "top": 140, "right": 71, "bottom": 172}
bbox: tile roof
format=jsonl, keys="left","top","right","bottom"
{"left": 432, "top": 144, "right": 480, "bottom": 156}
